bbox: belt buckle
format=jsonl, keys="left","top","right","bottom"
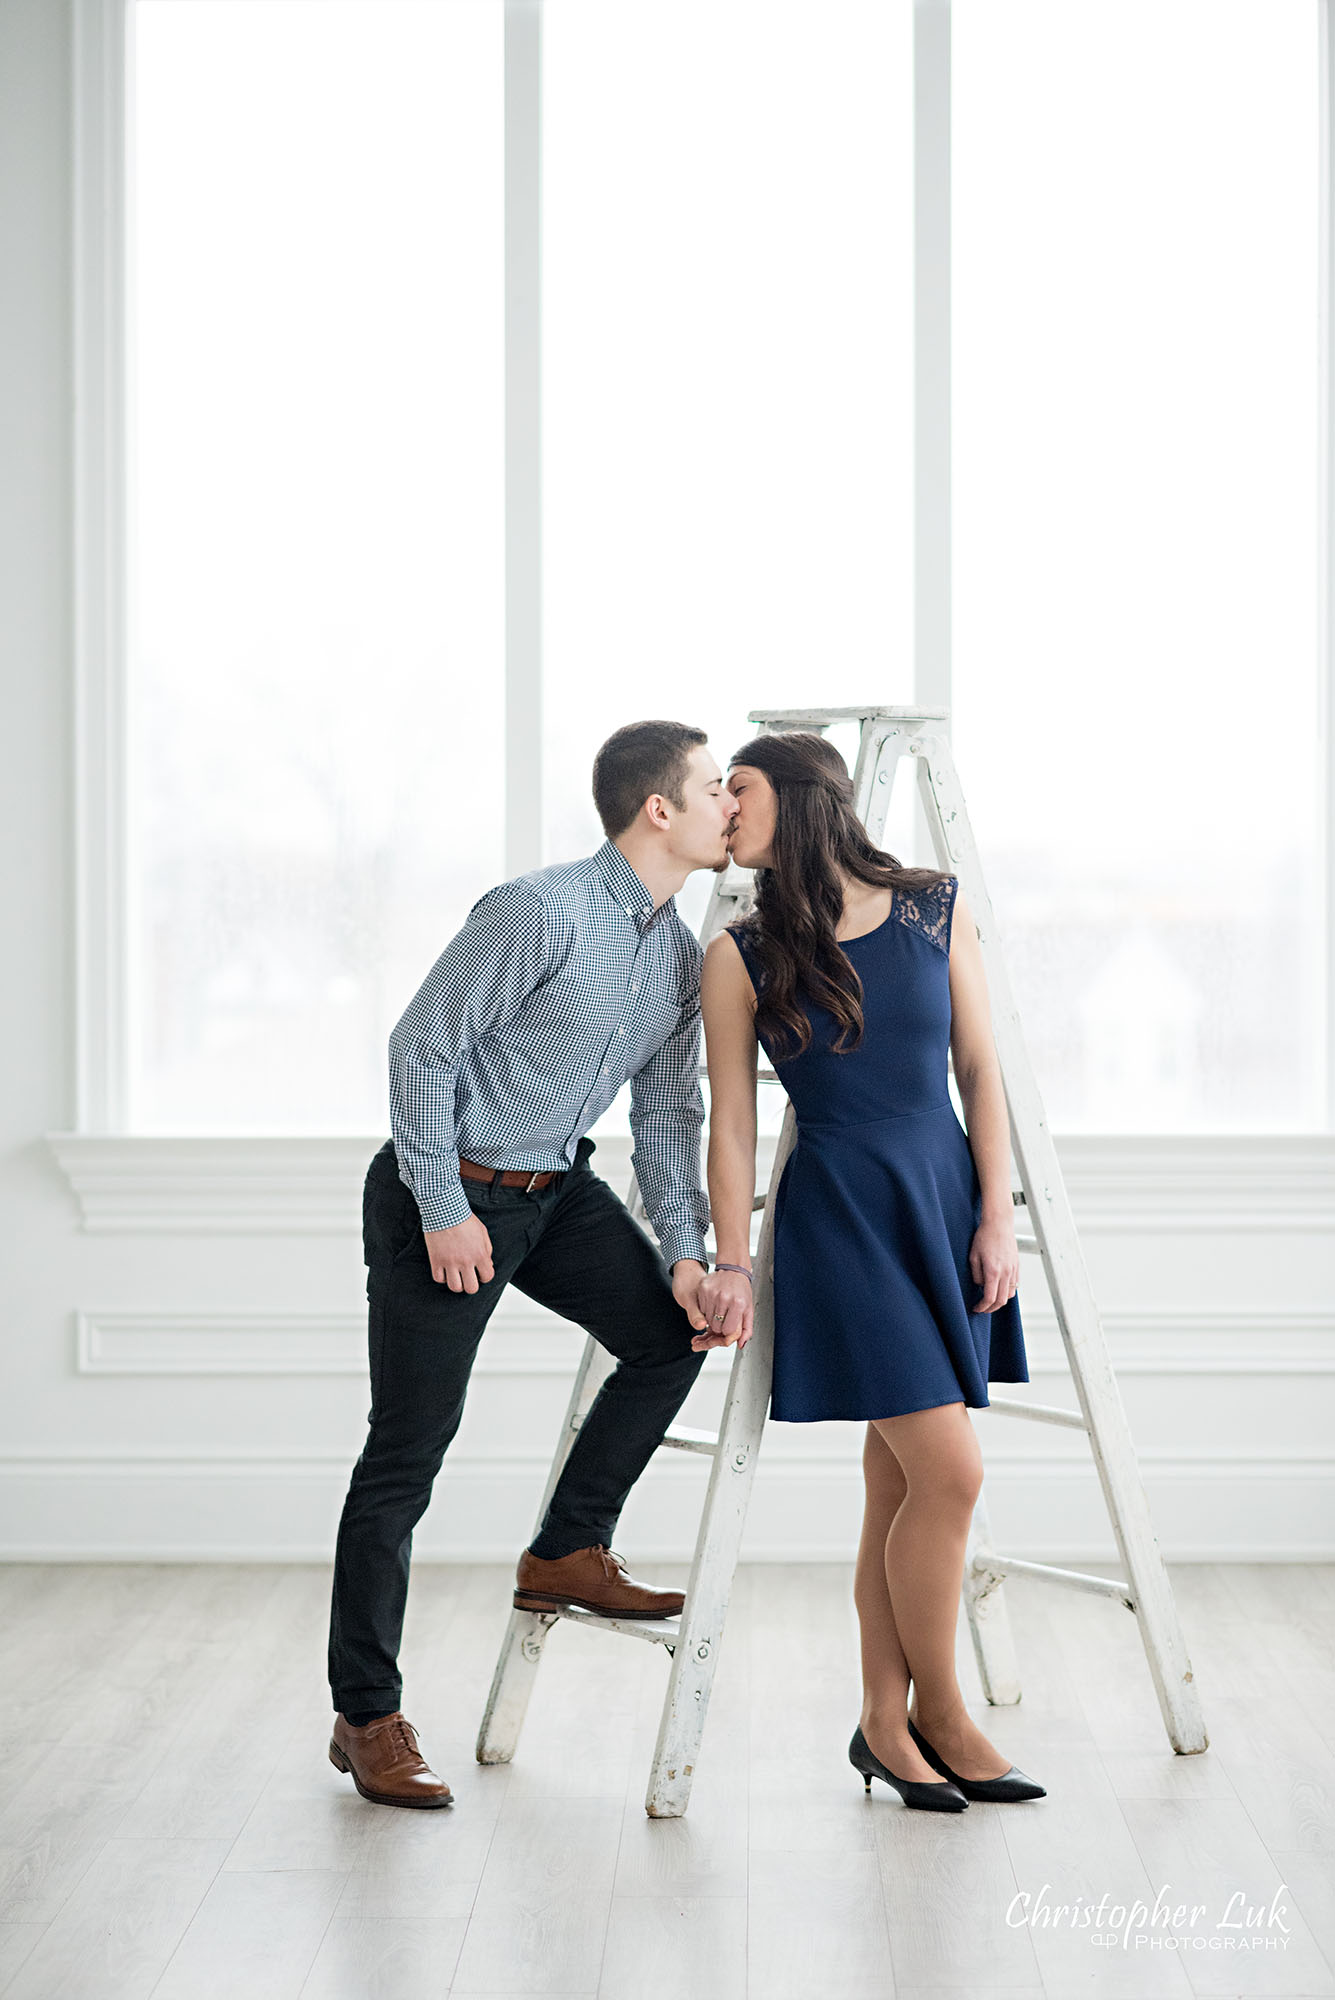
{"left": 523, "top": 1170, "right": 543, "bottom": 1194}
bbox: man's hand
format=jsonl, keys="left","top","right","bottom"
{"left": 671, "top": 1259, "right": 710, "bottom": 1332}
{"left": 690, "top": 1268, "right": 754, "bottom": 1351}
{"left": 424, "top": 1214, "right": 495, "bottom": 1292}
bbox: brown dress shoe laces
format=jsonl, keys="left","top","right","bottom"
{"left": 387, "top": 1715, "right": 421, "bottom": 1762}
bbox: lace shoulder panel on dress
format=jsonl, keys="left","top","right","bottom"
{"left": 890, "top": 876, "right": 957, "bottom": 955}
{"left": 725, "top": 921, "right": 761, "bottom": 980}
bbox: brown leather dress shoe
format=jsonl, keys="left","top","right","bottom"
{"left": 329, "top": 1711, "right": 453, "bottom": 1808}
{"left": 513, "top": 1544, "right": 685, "bottom": 1619}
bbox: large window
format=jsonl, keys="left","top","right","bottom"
{"left": 129, "top": 0, "right": 504, "bottom": 1131}
{"left": 542, "top": 0, "right": 915, "bottom": 948}
{"left": 952, "top": 0, "right": 1321, "bottom": 1131}
{"left": 117, "top": 0, "right": 1325, "bottom": 1139}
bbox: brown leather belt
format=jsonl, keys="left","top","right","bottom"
{"left": 458, "top": 1156, "right": 564, "bottom": 1193}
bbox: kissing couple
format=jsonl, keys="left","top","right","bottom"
{"left": 328, "top": 717, "right": 1044, "bottom": 1813}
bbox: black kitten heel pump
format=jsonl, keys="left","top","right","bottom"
{"left": 848, "top": 1725, "right": 969, "bottom": 1812}
{"left": 906, "top": 1716, "right": 1046, "bottom": 1802}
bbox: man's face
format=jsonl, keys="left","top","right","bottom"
{"left": 664, "top": 744, "right": 739, "bottom": 872}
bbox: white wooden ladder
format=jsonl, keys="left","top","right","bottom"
{"left": 476, "top": 703, "right": 1208, "bottom": 1818}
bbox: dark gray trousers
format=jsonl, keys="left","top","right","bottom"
{"left": 327, "top": 1136, "right": 705, "bottom": 1716}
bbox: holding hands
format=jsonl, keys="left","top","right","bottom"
{"left": 688, "top": 1263, "right": 754, "bottom": 1351}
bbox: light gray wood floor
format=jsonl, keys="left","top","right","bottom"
{"left": 0, "top": 1560, "right": 1332, "bottom": 1998}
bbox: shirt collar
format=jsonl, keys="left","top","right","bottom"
{"left": 594, "top": 838, "right": 664, "bottom": 932}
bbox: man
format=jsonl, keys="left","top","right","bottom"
{"left": 326, "top": 720, "right": 737, "bottom": 1808}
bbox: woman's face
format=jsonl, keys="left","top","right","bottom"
{"left": 725, "top": 764, "right": 777, "bottom": 871}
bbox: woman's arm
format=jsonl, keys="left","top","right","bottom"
{"left": 946, "top": 887, "right": 1020, "bottom": 1313}
{"left": 693, "top": 931, "right": 760, "bottom": 1349}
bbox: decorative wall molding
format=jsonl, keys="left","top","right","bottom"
{"left": 46, "top": 1134, "right": 388, "bottom": 1233}
{"left": 75, "top": 1307, "right": 594, "bottom": 1375}
{"left": 73, "top": 1304, "right": 1335, "bottom": 1376}
{"left": 45, "top": 1130, "right": 1335, "bottom": 1235}
{"left": 1036, "top": 1134, "right": 1335, "bottom": 1232}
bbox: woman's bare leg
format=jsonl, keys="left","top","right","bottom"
{"left": 866, "top": 1401, "right": 1011, "bottom": 1782}
{"left": 853, "top": 1422, "right": 940, "bottom": 1782}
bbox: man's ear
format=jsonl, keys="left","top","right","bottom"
{"left": 643, "top": 792, "right": 672, "bottom": 832}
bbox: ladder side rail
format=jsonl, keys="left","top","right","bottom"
{"left": 912, "top": 732, "right": 1207, "bottom": 1754}
{"left": 643, "top": 1106, "right": 793, "bottom": 1816}
{"left": 640, "top": 706, "right": 793, "bottom": 1813}
{"left": 475, "top": 1334, "right": 618, "bottom": 1762}
{"left": 851, "top": 723, "right": 913, "bottom": 848}
{"left": 963, "top": 1493, "right": 1022, "bottom": 1703}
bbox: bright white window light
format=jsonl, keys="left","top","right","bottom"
{"left": 952, "top": 0, "right": 1321, "bottom": 1131}
{"left": 128, "top": 0, "right": 504, "bottom": 1132}
{"left": 541, "top": 0, "right": 916, "bottom": 946}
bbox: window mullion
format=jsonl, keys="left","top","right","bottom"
{"left": 505, "top": 0, "right": 543, "bottom": 876}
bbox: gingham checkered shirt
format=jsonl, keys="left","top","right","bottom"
{"left": 388, "top": 838, "right": 710, "bottom": 1268}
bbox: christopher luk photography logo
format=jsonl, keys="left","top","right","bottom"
{"left": 1006, "top": 1881, "right": 1293, "bottom": 1954}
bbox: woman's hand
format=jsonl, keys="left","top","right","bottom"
{"left": 968, "top": 1214, "right": 1019, "bottom": 1313}
{"left": 690, "top": 1268, "right": 754, "bottom": 1350}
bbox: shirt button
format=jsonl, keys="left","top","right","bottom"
{"left": 617, "top": 1026, "right": 625, "bottom": 1036}
{"left": 602, "top": 1065, "right": 610, "bottom": 1074}
{"left": 631, "top": 982, "right": 639, "bottom": 992}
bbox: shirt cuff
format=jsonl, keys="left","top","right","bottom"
{"left": 658, "top": 1226, "right": 709, "bottom": 1272}
{"left": 414, "top": 1179, "right": 472, "bottom": 1233}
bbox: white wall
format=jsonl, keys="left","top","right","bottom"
{"left": 2, "top": 0, "right": 1333, "bottom": 1567}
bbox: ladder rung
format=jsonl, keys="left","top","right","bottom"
{"left": 1016, "top": 1235, "right": 1041, "bottom": 1252}
{"left": 972, "top": 1549, "right": 1136, "bottom": 1608}
{"left": 698, "top": 1064, "right": 781, "bottom": 1081}
{"left": 539, "top": 1605, "right": 682, "bottom": 1647}
{"left": 574, "top": 1412, "right": 718, "bottom": 1458}
{"left": 659, "top": 1425, "right": 718, "bottom": 1455}
{"left": 984, "top": 1395, "right": 1087, "bottom": 1430}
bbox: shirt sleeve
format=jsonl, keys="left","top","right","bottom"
{"left": 388, "top": 880, "right": 550, "bottom": 1231}
{"left": 628, "top": 942, "right": 711, "bottom": 1270}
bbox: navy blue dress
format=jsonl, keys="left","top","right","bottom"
{"left": 729, "top": 876, "right": 1028, "bottom": 1422}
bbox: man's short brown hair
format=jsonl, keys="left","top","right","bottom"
{"left": 592, "top": 720, "right": 709, "bottom": 839}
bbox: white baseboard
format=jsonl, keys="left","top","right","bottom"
{"left": 1, "top": 1448, "right": 1330, "bottom": 1563}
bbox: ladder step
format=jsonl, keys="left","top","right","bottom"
{"left": 537, "top": 1604, "right": 682, "bottom": 1647}
{"left": 984, "top": 1395, "right": 1088, "bottom": 1431}
{"left": 972, "top": 1549, "right": 1136, "bottom": 1608}
{"left": 1016, "top": 1234, "right": 1041, "bottom": 1252}
{"left": 659, "top": 1425, "right": 719, "bottom": 1456}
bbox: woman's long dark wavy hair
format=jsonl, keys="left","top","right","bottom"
{"left": 730, "top": 731, "right": 953, "bottom": 1061}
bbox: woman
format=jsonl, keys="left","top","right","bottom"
{"left": 695, "top": 731, "right": 1046, "bottom": 1812}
